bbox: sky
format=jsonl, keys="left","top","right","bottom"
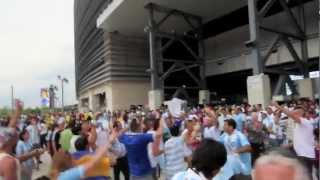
{"left": 0, "top": 0, "right": 76, "bottom": 108}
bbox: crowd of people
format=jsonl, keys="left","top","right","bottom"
{"left": 0, "top": 98, "right": 319, "bottom": 180}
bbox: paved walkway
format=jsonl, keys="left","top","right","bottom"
{"left": 32, "top": 152, "right": 51, "bottom": 179}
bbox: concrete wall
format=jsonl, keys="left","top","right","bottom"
{"left": 79, "top": 82, "right": 111, "bottom": 112}
{"left": 110, "top": 81, "right": 150, "bottom": 110}
{"left": 79, "top": 80, "right": 150, "bottom": 112}
{"left": 205, "top": 1, "right": 319, "bottom": 76}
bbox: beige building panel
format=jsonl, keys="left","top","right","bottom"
{"left": 79, "top": 81, "right": 150, "bottom": 112}
{"left": 110, "top": 81, "right": 150, "bottom": 110}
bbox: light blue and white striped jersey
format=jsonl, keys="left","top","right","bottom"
{"left": 164, "top": 136, "right": 190, "bottom": 179}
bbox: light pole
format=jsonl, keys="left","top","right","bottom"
{"left": 49, "top": 85, "right": 58, "bottom": 109}
{"left": 11, "top": 85, "right": 14, "bottom": 112}
{"left": 57, "top": 75, "right": 69, "bottom": 112}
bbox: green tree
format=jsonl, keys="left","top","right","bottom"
{"left": 0, "top": 107, "right": 11, "bottom": 118}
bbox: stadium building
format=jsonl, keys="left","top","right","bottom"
{"left": 75, "top": 0, "right": 319, "bottom": 111}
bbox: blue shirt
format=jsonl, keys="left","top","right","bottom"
{"left": 119, "top": 133, "right": 154, "bottom": 176}
{"left": 214, "top": 155, "right": 246, "bottom": 179}
{"left": 233, "top": 113, "right": 245, "bottom": 132}
{"left": 15, "top": 140, "right": 34, "bottom": 171}
{"left": 58, "top": 166, "right": 85, "bottom": 180}
{"left": 220, "top": 131, "right": 251, "bottom": 175}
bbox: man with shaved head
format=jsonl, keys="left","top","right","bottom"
{"left": 0, "top": 106, "right": 21, "bottom": 180}
{"left": 254, "top": 150, "right": 309, "bottom": 180}
{"left": 0, "top": 127, "right": 20, "bottom": 180}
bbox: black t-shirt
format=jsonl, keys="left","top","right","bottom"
{"left": 53, "top": 130, "right": 61, "bottom": 150}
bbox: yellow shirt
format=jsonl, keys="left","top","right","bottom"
{"left": 74, "top": 154, "right": 110, "bottom": 177}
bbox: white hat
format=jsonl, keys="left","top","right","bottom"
{"left": 187, "top": 114, "right": 198, "bottom": 121}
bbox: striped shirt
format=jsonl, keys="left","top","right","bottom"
{"left": 164, "top": 136, "right": 190, "bottom": 179}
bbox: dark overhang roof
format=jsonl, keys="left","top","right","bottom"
{"left": 202, "top": 0, "right": 314, "bottom": 39}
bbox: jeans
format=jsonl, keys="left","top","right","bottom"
{"left": 298, "top": 156, "right": 314, "bottom": 180}
{"left": 250, "top": 142, "right": 265, "bottom": 165}
{"left": 114, "top": 156, "right": 130, "bottom": 180}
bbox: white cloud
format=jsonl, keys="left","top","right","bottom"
{"left": 0, "top": 0, "right": 76, "bottom": 107}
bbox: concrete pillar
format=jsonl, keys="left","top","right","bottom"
{"left": 199, "top": 90, "right": 210, "bottom": 105}
{"left": 79, "top": 97, "right": 90, "bottom": 113}
{"left": 89, "top": 94, "right": 99, "bottom": 112}
{"left": 148, "top": 90, "right": 163, "bottom": 110}
{"left": 296, "top": 78, "right": 314, "bottom": 99}
{"left": 78, "top": 99, "right": 84, "bottom": 112}
{"left": 88, "top": 95, "right": 93, "bottom": 111}
{"left": 247, "top": 74, "right": 271, "bottom": 107}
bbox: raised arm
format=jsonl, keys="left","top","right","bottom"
{"left": 82, "top": 137, "right": 113, "bottom": 174}
{"left": 272, "top": 102, "right": 301, "bottom": 124}
{"left": 9, "top": 103, "right": 22, "bottom": 129}
{"left": 87, "top": 125, "right": 97, "bottom": 150}
{"left": 152, "top": 118, "right": 164, "bottom": 156}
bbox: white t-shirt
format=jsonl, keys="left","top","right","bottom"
{"left": 293, "top": 118, "right": 315, "bottom": 158}
{"left": 172, "top": 168, "right": 206, "bottom": 180}
{"left": 203, "top": 126, "right": 220, "bottom": 141}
